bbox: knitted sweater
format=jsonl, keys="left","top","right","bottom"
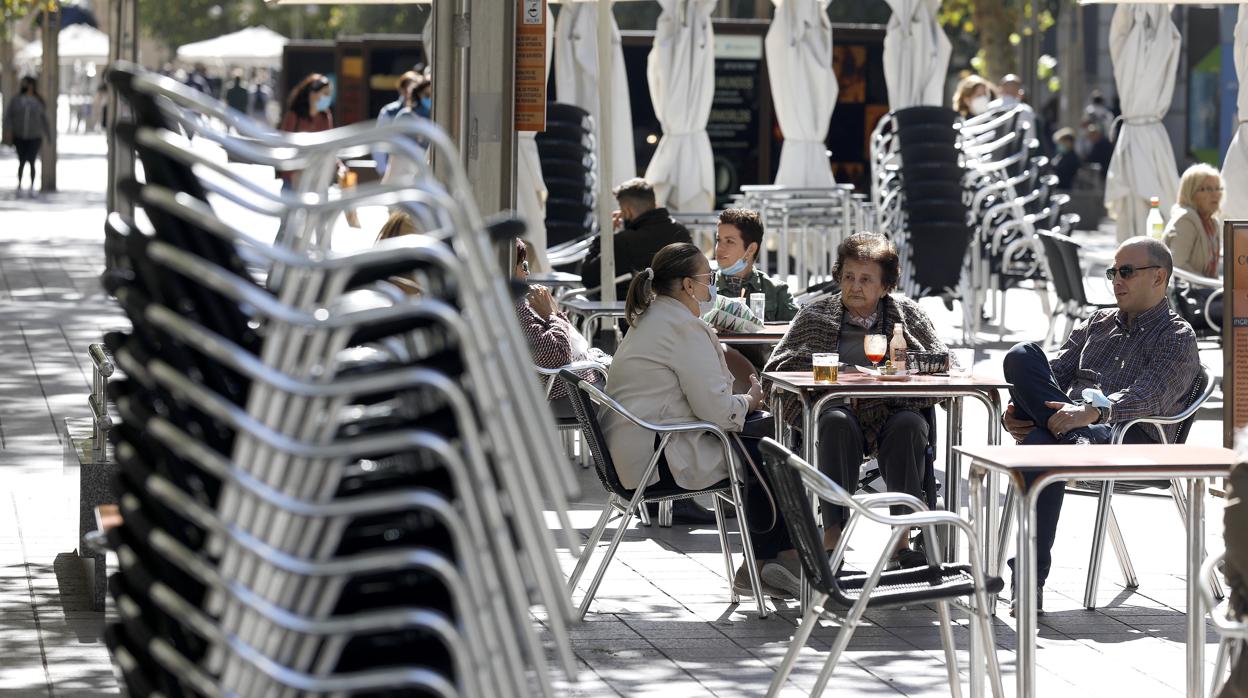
{"left": 763, "top": 292, "right": 949, "bottom": 455}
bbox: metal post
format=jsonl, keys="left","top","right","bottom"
{"left": 597, "top": 0, "right": 617, "bottom": 305}
{"left": 1187, "top": 477, "right": 1207, "bottom": 697}
{"left": 1017, "top": 486, "right": 1040, "bottom": 698}
{"left": 40, "top": 2, "right": 59, "bottom": 193}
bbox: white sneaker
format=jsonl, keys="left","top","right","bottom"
{"left": 761, "top": 560, "right": 803, "bottom": 598}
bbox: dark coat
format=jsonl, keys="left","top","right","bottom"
{"left": 579, "top": 207, "right": 691, "bottom": 299}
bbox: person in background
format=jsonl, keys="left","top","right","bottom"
{"left": 713, "top": 208, "right": 798, "bottom": 322}
{"left": 185, "top": 62, "right": 212, "bottom": 95}
{"left": 603, "top": 242, "right": 802, "bottom": 595}
{"left": 374, "top": 70, "right": 422, "bottom": 178}
{"left": 248, "top": 69, "right": 274, "bottom": 125}
{"left": 278, "top": 74, "right": 340, "bottom": 191}
{"left": 410, "top": 76, "right": 432, "bottom": 119}
{"left": 764, "top": 233, "right": 949, "bottom": 568}
{"left": 374, "top": 212, "right": 422, "bottom": 297}
{"left": 1052, "top": 128, "right": 1081, "bottom": 191}
{"left": 514, "top": 238, "right": 609, "bottom": 410}
{"left": 224, "top": 70, "right": 249, "bottom": 114}
{"left": 1084, "top": 123, "right": 1114, "bottom": 178}
{"left": 991, "top": 73, "right": 1039, "bottom": 150}
{"left": 92, "top": 82, "right": 109, "bottom": 132}
{"left": 579, "top": 178, "right": 692, "bottom": 301}
{"left": 5, "top": 76, "right": 48, "bottom": 198}
{"left": 1164, "top": 163, "right": 1223, "bottom": 278}
{"left": 953, "top": 74, "right": 996, "bottom": 119}
{"left": 1000, "top": 237, "right": 1200, "bottom": 616}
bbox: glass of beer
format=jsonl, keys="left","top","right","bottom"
{"left": 813, "top": 353, "right": 838, "bottom": 383}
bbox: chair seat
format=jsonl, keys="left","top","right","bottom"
{"left": 624, "top": 478, "right": 732, "bottom": 503}
{"left": 830, "top": 563, "right": 1004, "bottom": 608}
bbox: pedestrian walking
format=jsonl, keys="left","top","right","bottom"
{"left": 4, "top": 76, "right": 49, "bottom": 197}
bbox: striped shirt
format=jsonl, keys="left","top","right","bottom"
{"left": 516, "top": 300, "right": 602, "bottom": 400}
{"left": 1050, "top": 299, "right": 1199, "bottom": 442}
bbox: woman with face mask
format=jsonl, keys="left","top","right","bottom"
{"left": 279, "top": 74, "right": 343, "bottom": 191}
{"left": 953, "top": 74, "right": 997, "bottom": 119}
{"left": 601, "top": 243, "right": 804, "bottom": 598}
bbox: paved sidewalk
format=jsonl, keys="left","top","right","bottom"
{"left": 0, "top": 134, "right": 1232, "bottom": 697}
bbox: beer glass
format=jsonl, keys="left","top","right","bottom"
{"left": 813, "top": 353, "right": 838, "bottom": 383}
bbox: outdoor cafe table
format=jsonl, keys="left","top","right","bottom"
{"left": 716, "top": 322, "right": 792, "bottom": 347}
{"left": 557, "top": 298, "right": 627, "bottom": 345}
{"left": 763, "top": 370, "right": 1010, "bottom": 562}
{"left": 955, "top": 444, "right": 1235, "bottom": 698}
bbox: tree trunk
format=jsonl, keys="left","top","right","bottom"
{"left": 40, "top": 3, "right": 58, "bottom": 193}
{"left": 1058, "top": 2, "right": 1086, "bottom": 131}
{"left": 972, "top": 0, "right": 1017, "bottom": 81}
{"left": 0, "top": 25, "right": 14, "bottom": 146}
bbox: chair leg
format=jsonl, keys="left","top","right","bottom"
{"left": 765, "top": 592, "right": 826, "bottom": 698}
{"left": 1083, "top": 481, "right": 1114, "bottom": 609}
{"left": 1106, "top": 507, "right": 1139, "bottom": 589}
{"left": 1211, "top": 638, "right": 1232, "bottom": 697}
{"left": 567, "top": 499, "right": 617, "bottom": 593}
{"left": 995, "top": 488, "right": 1015, "bottom": 582}
{"left": 1171, "top": 481, "right": 1226, "bottom": 601}
{"left": 810, "top": 597, "right": 870, "bottom": 696}
{"left": 576, "top": 500, "right": 639, "bottom": 619}
{"left": 711, "top": 495, "right": 737, "bottom": 603}
{"left": 658, "top": 500, "right": 673, "bottom": 528}
{"left": 731, "top": 481, "right": 770, "bottom": 618}
{"left": 936, "top": 601, "right": 964, "bottom": 698}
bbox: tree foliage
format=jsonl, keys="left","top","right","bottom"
{"left": 137, "top": 0, "right": 430, "bottom": 53}
{"left": 939, "top": 0, "right": 1057, "bottom": 82}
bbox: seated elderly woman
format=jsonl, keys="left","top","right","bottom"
{"left": 1163, "top": 163, "right": 1224, "bottom": 327}
{"left": 513, "top": 239, "right": 608, "bottom": 413}
{"left": 602, "top": 242, "right": 802, "bottom": 597}
{"left": 764, "top": 233, "right": 949, "bottom": 568}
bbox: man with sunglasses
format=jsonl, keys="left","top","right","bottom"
{"left": 999, "top": 237, "right": 1200, "bottom": 615}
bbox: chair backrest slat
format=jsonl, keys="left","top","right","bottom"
{"left": 1175, "top": 366, "right": 1212, "bottom": 445}
{"left": 556, "top": 369, "right": 632, "bottom": 497}
{"left": 759, "top": 439, "right": 837, "bottom": 597}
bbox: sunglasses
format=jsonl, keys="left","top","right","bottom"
{"left": 1104, "top": 264, "right": 1161, "bottom": 280}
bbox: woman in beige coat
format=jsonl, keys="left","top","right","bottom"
{"left": 602, "top": 242, "right": 800, "bottom": 598}
{"left": 1163, "top": 163, "right": 1224, "bottom": 278}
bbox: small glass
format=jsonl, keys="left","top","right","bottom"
{"left": 813, "top": 353, "right": 839, "bottom": 383}
{"left": 864, "top": 334, "right": 888, "bottom": 369}
{"left": 749, "top": 293, "right": 766, "bottom": 322}
{"left": 949, "top": 348, "right": 974, "bottom": 377}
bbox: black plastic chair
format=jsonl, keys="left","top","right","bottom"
{"left": 757, "top": 438, "right": 1004, "bottom": 697}
{"left": 556, "top": 369, "right": 771, "bottom": 619}
{"left": 893, "top": 106, "right": 960, "bottom": 131}
{"left": 1035, "top": 230, "right": 1115, "bottom": 348}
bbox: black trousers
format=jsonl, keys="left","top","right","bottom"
{"left": 815, "top": 406, "right": 929, "bottom": 530}
{"left": 1003, "top": 342, "right": 1156, "bottom": 587}
{"left": 1220, "top": 462, "right": 1248, "bottom": 698}
{"left": 653, "top": 412, "right": 792, "bottom": 560}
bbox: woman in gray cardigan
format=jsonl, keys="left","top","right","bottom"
{"left": 1163, "top": 163, "right": 1223, "bottom": 279}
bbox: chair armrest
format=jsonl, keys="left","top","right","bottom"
{"left": 854, "top": 492, "right": 929, "bottom": 514}
{"left": 1172, "top": 267, "right": 1222, "bottom": 289}
{"left": 1200, "top": 551, "right": 1248, "bottom": 637}
{"left": 541, "top": 361, "right": 608, "bottom": 398}
{"left": 1109, "top": 366, "right": 1215, "bottom": 444}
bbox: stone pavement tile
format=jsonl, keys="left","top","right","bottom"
{"left": 622, "top": 619, "right": 730, "bottom": 639}
{"left": 567, "top": 620, "right": 645, "bottom": 641}
{"left": 646, "top": 636, "right": 740, "bottom": 652}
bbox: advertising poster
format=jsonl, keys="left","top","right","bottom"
{"left": 1226, "top": 221, "right": 1248, "bottom": 448}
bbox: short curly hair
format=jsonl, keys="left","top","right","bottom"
{"left": 718, "top": 208, "right": 765, "bottom": 253}
{"left": 832, "top": 233, "right": 900, "bottom": 292}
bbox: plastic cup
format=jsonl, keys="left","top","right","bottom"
{"left": 813, "top": 353, "right": 839, "bottom": 383}
{"left": 949, "top": 348, "right": 975, "bottom": 376}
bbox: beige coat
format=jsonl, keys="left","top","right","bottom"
{"left": 1163, "top": 205, "right": 1222, "bottom": 277}
{"left": 602, "top": 295, "right": 750, "bottom": 491}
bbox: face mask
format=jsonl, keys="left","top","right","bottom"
{"left": 1057, "top": 142, "right": 1071, "bottom": 154}
{"left": 969, "top": 95, "right": 990, "bottom": 116}
{"left": 719, "top": 255, "right": 748, "bottom": 277}
{"left": 316, "top": 94, "right": 333, "bottom": 112}
{"left": 691, "top": 278, "right": 717, "bottom": 316}
{"left": 419, "top": 96, "right": 432, "bottom": 111}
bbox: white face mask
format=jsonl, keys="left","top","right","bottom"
{"left": 969, "top": 95, "right": 991, "bottom": 116}
{"left": 690, "top": 278, "right": 717, "bottom": 316}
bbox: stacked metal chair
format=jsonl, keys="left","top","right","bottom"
{"left": 872, "top": 103, "right": 1079, "bottom": 345}
{"left": 538, "top": 102, "right": 599, "bottom": 266}
{"left": 98, "top": 62, "right": 580, "bottom": 697}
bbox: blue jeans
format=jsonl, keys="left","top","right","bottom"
{"left": 1003, "top": 342, "right": 1156, "bottom": 587}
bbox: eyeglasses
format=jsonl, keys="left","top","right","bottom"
{"left": 1104, "top": 264, "right": 1161, "bottom": 280}
{"left": 1196, "top": 186, "right": 1225, "bottom": 194}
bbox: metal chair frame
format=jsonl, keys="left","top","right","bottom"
{"left": 1201, "top": 550, "right": 1248, "bottom": 698}
{"left": 559, "top": 371, "right": 772, "bottom": 619}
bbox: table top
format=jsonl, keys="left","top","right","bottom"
{"left": 559, "top": 298, "right": 627, "bottom": 314}
{"left": 954, "top": 444, "right": 1236, "bottom": 477}
{"left": 530, "top": 271, "right": 582, "bottom": 284}
{"left": 717, "top": 323, "right": 792, "bottom": 345}
{"left": 764, "top": 370, "right": 1012, "bottom": 392}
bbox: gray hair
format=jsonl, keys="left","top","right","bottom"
{"left": 1119, "top": 236, "right": 1174, "bottom": 284}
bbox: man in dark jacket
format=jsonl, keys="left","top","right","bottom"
{"left": 579, "top": 178, "right": 691, "bottom": 300}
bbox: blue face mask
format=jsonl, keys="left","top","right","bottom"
{"left": 419, "top": 96, "right": 432, "bottom": 111}
{"left": 316, "top": 94, "right": 333, "bottom": 112}
{"left": 719, "top": 255, "right": 748, "bottom": 277}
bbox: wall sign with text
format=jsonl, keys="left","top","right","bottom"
{"left": 1226, "top": 220, "right": 1248, "bottom": 448}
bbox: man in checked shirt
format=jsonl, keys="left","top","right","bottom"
{"left": 1000, "top": 236, "right": 1200, "bottom": 615}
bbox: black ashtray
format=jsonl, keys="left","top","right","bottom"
{"left": 906, "top": 350, "right": 950, "bottom": 375}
